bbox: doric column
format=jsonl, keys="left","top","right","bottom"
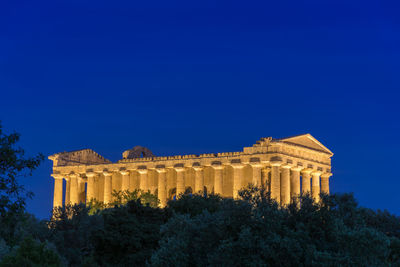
{"left": 138, "top": 168, "right": 148, "bottom": 192}
{"left": 311, "top": 171, "right": 321, "bottom": 202}
{"left": 65, "top": 177, "right": 71, "bottom": 205}
{"left": 175, "top": 167, "right": 185, "bottom": 197}
{"left": 211, "top": 163, "right": 224, "bottom": 195}
{"left": 249, "top": 162, "right": 263, "bottom": 187}
{"left": 69, "top": 173, "right": 79, "bottom": 205}
{"left": 270, "top": 160, "right": 282, "bottom": 203}
{"left": 321, "top": 173, "right": 332, "bottom": 195}
{"left": 290, "top": 166, "right": 302, "bottom": 199}
{"left": 155, "top": 167, "right": 167, "bottom": 207}
{"left": 86, "top": 171, "right": 96, "bottom": 203}
{"left": 78, "top": 176, "right": 86, "bottom": 204}
{"left": 231, "top": 163, "right": 244, "bottom": 199}
{"left": 120, "top": 169, "right": 130, "bottom": 191}
{"left": 193, "top": 166, "right": 204, "bottom": 193}
{"left": 51, "top": 174, "right": 63, "bottom": 208}
{"left": 301, "top": 168, "right": 313, "bottom": 196}
{"left": 261, "top": 167, "right": 271, "bottom": 191}
{"left": 281, "top": 164, "right": 291, "bottom": 205}
{"left": 103, "top": 171, "right": 113, "bottom": 204}
{"left": 127, "top": 168, "right": 137, "bottom": 192}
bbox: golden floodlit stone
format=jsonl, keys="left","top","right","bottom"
{"left": 49, "top": 134, "right": 333, "bottom": 207}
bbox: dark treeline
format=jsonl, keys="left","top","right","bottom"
{"left": 1, "top": 124, "right": 400, "bottom": 266}
{"left": 2, "top": 189, "right": 400, "bottom": 266}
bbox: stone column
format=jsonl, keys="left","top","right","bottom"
{"left": 249, "top": 162, "right": 263, "bottom": 187}
{"left": 65, "top": 177, "right": 71, "bottom": 205}
{"left": 321, "top": 173, "right": 332, "bottom": 195}
{"left": 51, "top": 174, "right": 63, "bottom": 208}
{"left": 193, "top": 166, "right": 204, "bottom": 193}
{"left": 270, "top": 161, "right": 282, "bottom": 203}
{"left": 232, "top": 163, "right": 244, "bottom": 199}
{"left": 301, "top": 168, "right": 313, "bottom": 196}
{"left": 93, "top": 175, "right": 99, "bottom": 201}
{"left": 212, "top": 164, "right": 224, "bottom": 195}
{"left": 281, "top": 164, "right": 291, "bottom": 205}
{"left": 138, "top": 168, "right": 148, "bottom": 192}
{"left": 175, "top": 167, "right": 185, "bottom": 197}
{"left": 312, "top": 171, "right": 321, "bottom": 202}
{"left": 103, "top": 171, "right": 113, "bottom": 204}
{"left": 261, "top": 167, "right": 271, "bottom": 192}
{"left": 86, "top": 172, "right": 96, "bottom": 203}
{"left": 69, "top": 173, "right": 79, "bottom": 205}
{"left": 156, "top": 167, "right": 167, "bottom": 207}
{"left": 78, "top": 176, "right": 86, "bottom": 204}
{"left": 290, "top": 167, "right": 302, "bottom": 199}
{"left": 127, "top": 168, "right": 137, "bottom": 192}
{"left": 120, "top": 170, "right": 130, "bottom": 191}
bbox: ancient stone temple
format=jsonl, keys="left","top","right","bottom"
{"left": 49, "top": 134, "right": 333, "bottom": 208}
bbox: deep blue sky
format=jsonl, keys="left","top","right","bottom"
{"left": 1, "top": 1, "right": 399, "bottom": 219}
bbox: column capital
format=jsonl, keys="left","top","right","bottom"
{"left": 270, "top": 161, "right": 282, "bottom": 167}
{"left": 103, "top": 170, "right": 113, "bottom": 176}
{"left": 249, "top": 162, "right": 263, "bottom": 168}
{"left": 155, "top": 167, "right": 166, "bottom": 173}
{"left": 281, "top": 164, "right": 292, "bottom": 169}
{"left": 85, "top": 171, "right": 96, "bottom": 178}
{"left": 231, "top": 163, "right": 244, "bottom": 169}
{"left": 291, "top": 166, "right": 303, "bottom": 172}
{"left": 321, "top": 172, "right": 332, "bottom": 178}
{"left": 301, "top": 168, "right": 313, "bottom": 174}
{"left": 68, "top": 172, "right": 79, "bottom": 178}
{"left": 51, "top": 173, "right": 63, "bottom": 179}
{"left": 192, "top": 166, "right": 203, "bottom": 171}
{"left": 137, "top": 168, "right": 148, "bottom": 174}
{"left": 119, "top": 169, "right": 129, "bottom": 176}
{"left": 211, "top": 165, "right": 224, "bottom": 170}
{"left": 174, "top": 167, "right": 185, "bottom": 172}
{"left": 311, "top": 171, "right": 322, "bottom": 176}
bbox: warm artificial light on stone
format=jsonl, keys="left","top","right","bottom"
{"left": 49, "top": 134, "right": 333, "bottom": 208}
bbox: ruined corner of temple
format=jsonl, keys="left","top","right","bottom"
{"left": 49, "top": 134, "right": 333, "bottom": 208}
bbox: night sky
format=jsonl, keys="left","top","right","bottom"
{"left": 1, "top": 1, "right": 399, "bottom": 219}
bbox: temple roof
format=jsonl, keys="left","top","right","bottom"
{"left": 277, "top": 134, "right": 333, "bottom": 155}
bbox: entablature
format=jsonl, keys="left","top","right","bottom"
{"left": 50, "top": 134, "right": 333, "bottom": 177}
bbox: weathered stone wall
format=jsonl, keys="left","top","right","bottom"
{"left": 49, "top": 149, "right": 111, "bottom": 167}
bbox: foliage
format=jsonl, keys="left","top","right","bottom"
{"left": 0, "top": 122, "right": 44, "bottom": 216}
{"left": 48, "top": 204, "right": 102, "bottom": 266}
{"left": 166, "top": 193, "right": 223, "bottom": 217}
{"left": 0, "top": 123, "right": 49, "bottom": 265}
{"left": 2, "top": 186, "right": 400, "bottom": 267}
{"left": 88, "top": 189, "right": 160, "bottom": 215}
{"left": 0, "top": 237, "right": 60, "bottom": 267}
{"left": 47, "top": 190, "right": 162, "bottom": 266}
{"left": 151, "top": 186, "right": 400, "bottom": 267}
{"left": 90, "top": 200, "right": 167, "bottom": 266}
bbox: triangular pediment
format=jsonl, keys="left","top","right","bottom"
{"left": 279, "top": 134, "right": 333, "bottom": 155}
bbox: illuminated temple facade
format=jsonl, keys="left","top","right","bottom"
{"left": 49, "top": 134, "right": 333, "bottom": 208}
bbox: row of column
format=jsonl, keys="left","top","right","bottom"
{"left": 52, "top": 163, "right": 331, "bottom": 208}
{"left": 269, "top": 162, "right": 332, "bottom": 205}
